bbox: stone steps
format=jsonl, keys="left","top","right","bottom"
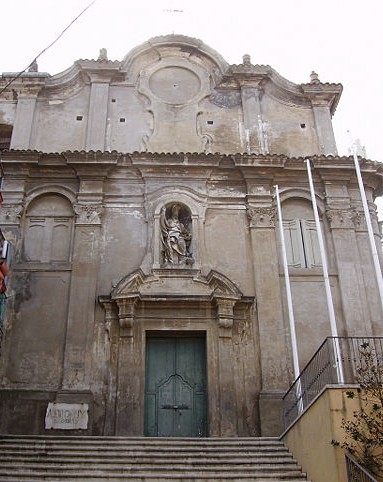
{"left": 0, "top": 436, "right": 309, "bottom": 481}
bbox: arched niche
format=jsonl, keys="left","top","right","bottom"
{"left": 279, "top": 188, "right": 325, "bottom": 218}
{"left": 282, "top": 197, "right": 316, "bottom": 220}
{"left": 23, "top": 193, "right": 74, "bottom": 264}
{"left": 144, "top": 189, "right": 206, "bottom": 272}
{"left": 159, "top": 202, "right": 193, "bottom": 266}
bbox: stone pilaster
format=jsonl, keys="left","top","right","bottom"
{"left": 240, "top": 86, "right": 265, "bottom": 154}
{"left": 114, "top": 333, "right": 143, "bottom": 435}
{"left": 0, "top": 171, "right": 28, "bottom": 277}
{"left": 61, "top": 202, "right": 103, "bottom": 392}
{"left": 325, "top": 207, "right": 373, "bottom": 336}
{"left": 301, "top": 81, "right": 341, "bottom": 155}
{"left": 352, "top": 207, "right": 383, "bottom": 335}
{"left": 311, "top": 104, "right": 338, "bottom": 155}
{"left": 10, "top": 94, "right": 39, "bottom": 150}
{"left": 216, "top": 299, "right": 237, "bottom": 435}
{"left": 98, "top": 298, "right": 119, "bottom": 434}
{"left": 85, "top": 82, "right": 110, "bottom": 151}
{"left": 246, "top": 201, "right": 289, "bottom": 435}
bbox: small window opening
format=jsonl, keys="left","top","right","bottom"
{"left": 120, "top": 118, "right": 126, "bottom": 123}
{"left": 207, "top": 120, "right": 214, "bottom": 125}
{"left": 76, "top": 116, "right": 83, "bottom": 121}
{"left": 300, "top": 123, "right": 306, "bottom": 129}
{"left": 111, "top": 98, "right": 116, "bottom": 103}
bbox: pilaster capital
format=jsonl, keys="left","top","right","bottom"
{"left": 352, "top": 210, "right": 367, "bottom": 232}
{"left": 0, "top": 203, "right": 24, "bottom": 225}
{"left": 247, "top": 206, "right": 276, "bottom": 228}
{"left": 74, "top": 204, "right": 104, "bottom": 225}
{"left": 325, "top": 208, "right": 355, "bottom": 229}
{"left": 352, "top": 208, "right": 379, "bottom": 233}
{"left": 240, "top": 85, "right": 263, "bottom": 101}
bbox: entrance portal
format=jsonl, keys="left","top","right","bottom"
{"left": 144, "top": 336, "right": 207, "bottom": 437}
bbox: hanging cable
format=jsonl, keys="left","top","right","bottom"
{"left": 0, "top": 0, "right": 96, "bottom": 96}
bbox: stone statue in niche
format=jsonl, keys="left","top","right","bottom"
{"left": 160, "top": 204, "right": 193, "bottom": 266}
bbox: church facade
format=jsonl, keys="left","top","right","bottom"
{"left": 0, "top": 35, "right": 382, "bottom": 437}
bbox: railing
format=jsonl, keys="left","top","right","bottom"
{"left": 345, "top": 453, "right": 378, "bottom": 482}
{"left": 282, "top": 336, "right": 383, "bottom": 428}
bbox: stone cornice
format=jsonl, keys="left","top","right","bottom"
{"left": 301, "top": 82, "right": 343, "bottom": 115}
{"left": 1, "top": 153, "right": 383, "bottom": 174}
{"left": 101, "top": 267, "right": 249, "bottom": 338}
{"left": 219, "top": 61, "right": 342, "bottom": 113}
{"left": 2, "top": 150, "right": 382, "bottom": 172}
{"left": 1, "top": 151, "right": 382, "bottom": 197}
{"left": 0, "top": 72, "right": 50, "bottom": 100}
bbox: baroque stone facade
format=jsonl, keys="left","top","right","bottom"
{"left": 0, "top": 35, "right": 382, "bottom": 437}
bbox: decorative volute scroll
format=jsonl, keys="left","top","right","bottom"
{"left": 247, "top": 206, "right": 277, "bottom": 228}
{"left": 216, "top": 299, "right": 237, "bottom": 338}
{"left": 115, "top": 298, "right": 137, "bottom": 337}
{"left": 99, "top": 269, "right": 250, "bottom": 338}
{"left": 98, "top": 298, "right": 118, "bottom": 340}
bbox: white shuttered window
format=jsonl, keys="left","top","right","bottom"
{"left": 282, "top": 219, "right": 322, "bottom": 268}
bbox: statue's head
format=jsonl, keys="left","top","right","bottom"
{"left": 171, "top": 204, "right": 181, "bottom": 217}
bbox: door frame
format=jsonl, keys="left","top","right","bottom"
{"left": 144, "top": 331, "right": 208, "bottom": 437}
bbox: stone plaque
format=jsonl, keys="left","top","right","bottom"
{"left": 45, "top": 403, "right": 88, "bottom": 430}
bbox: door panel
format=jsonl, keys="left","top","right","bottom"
{"left": 145, "top": 336, "right": 207, "bottom": 437}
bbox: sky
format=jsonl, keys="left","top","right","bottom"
{"left": 1, "top": 0, "right": 383, "bottom": 209}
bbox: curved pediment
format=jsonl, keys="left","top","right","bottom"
{"left": 110, "top": 268, "right": 243, "bottom": 302}
{"left": 121, "top": 35, "right": 229, "bottom": 84}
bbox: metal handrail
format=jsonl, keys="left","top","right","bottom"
{"left": 345, "top": 453, "right": 378, "bottom": 482}
{"left": 282, "top": 336, "right": 383, "bottom": 428}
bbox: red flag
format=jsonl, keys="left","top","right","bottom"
{"left": 0, "top": 260, "right": 9, "bottom": 293}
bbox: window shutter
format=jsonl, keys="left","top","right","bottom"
{"left": 301, "top": 220, "right": 322, "bottom": 268}
{"left": 282, "top": 220, "right": 306, "bottom": 268}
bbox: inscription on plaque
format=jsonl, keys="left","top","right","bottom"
{"left": 45, "top": 403, "right": 88, "bottom": 430}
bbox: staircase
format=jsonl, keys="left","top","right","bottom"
{"left": 0, "top": 436, "right": 310, "bottom": 481}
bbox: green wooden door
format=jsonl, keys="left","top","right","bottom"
{"left": 145, "top": 336, "right": 207, "bottom": 437}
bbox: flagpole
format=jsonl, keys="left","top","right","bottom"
{"left": 349, "top": 139, "right": 383, "bottom": 315}
{"left": 305, "top": 160, "right": 344, "bottom": 384}
{"left": 275, "top": 185, "right": 303, "bottom": 414}
{"left": 275, "top": 185, "right": 301, "bottom": 382}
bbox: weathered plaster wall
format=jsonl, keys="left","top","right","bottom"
{"left": 0, "top": 36, "right": 381, "bottom": 439}
{"left": 1, "top": 35, "right": 342, "bottom": 156}
{"left": 33, "top": 87, "right": 90, "bottom": 152}
{"left": 204, "top": 209, "right": 254, "bottom": 292}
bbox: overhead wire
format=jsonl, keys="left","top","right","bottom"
{"left": 0, "top": 0, "right": 96, "bottom": 96}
